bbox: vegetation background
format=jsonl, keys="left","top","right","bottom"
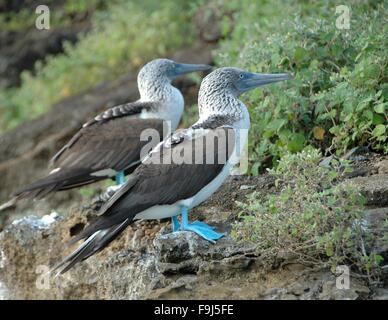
{"left": 0, "top": 0, "right": 386, "bottom": 287}
{"left": 1, "top": 0, "right": 386, "bottom": 170}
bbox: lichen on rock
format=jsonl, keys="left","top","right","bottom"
{"left": 0, "top": 168, "right": 386, "bottom": 300}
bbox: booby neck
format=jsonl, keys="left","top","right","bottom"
{"left": 195, "top": 82, "right": 250, "bottom": 131}
{"left": 137, "top": 69, "right": 184, "bottom": 132}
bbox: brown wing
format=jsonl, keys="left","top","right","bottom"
{"left": 13, "top": 117, "right": 164, "bottom": 198}
{"left": 50, "top": 100, "right": 155, "bottom": 166}
{"left": 73, "top": 127, "right": 236, "bottom": 240}
{"left": 52, "top": 117, "right": 164, "bottom": 172}
{"left": 54, "top": 126, "right": 236, "bottom": 274}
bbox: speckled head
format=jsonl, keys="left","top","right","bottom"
{"left": 199, "top": 67, "right": 292, "bottom": 98}
{"left": 138, "top": 58, "right": 211, "bottom": 101}
{"left": 198, "top": 67, "right": 292, "bottom": 118}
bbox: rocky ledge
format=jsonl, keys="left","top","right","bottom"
{"left": 0, "top": 156, "right": 387, "bottom": 300}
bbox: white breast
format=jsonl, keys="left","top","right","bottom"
{"left": 179, "top": 117, "right": 250, "bottom": 209}
{"left": 133, "top": 164, "right": 230, "bottom": 220}
{"left": 135, "top": 117, "right": 250, "bottom": 221}
{"left": 140, "top": 87, "right": 184, "bottom": 133}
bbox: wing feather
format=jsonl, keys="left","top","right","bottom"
{"left": 13, "top": 101, "right": 164, "bottom": 199}
{"left": 72, "top": 127, "right": 236, "bottom": 241}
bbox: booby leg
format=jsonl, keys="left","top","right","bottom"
{"left": 179, "top": 206, "right": 224, "bottom": 243}
{"left": 115, "top": 170, "right": 125, "bottom": 185}
{"left": 100, "top": 171, "right": 126, "bottom": 201}
{"left": 171, "top": 215, "right": 212, "bottom": 232}
{"left": 171, "top": 216, "right": 180, "bottom": 232}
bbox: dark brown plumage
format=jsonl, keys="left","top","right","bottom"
{"left": 53, "top": 67, "right": 292, "bottom": 273}
{"left": 1, "top": 59, "right": 212, "bottom": 210}
{"left": 53, "top": 126, "right": 235, "bottom": 273}
{"left": 12, "top": 101, "right": 164, "bottom": 200}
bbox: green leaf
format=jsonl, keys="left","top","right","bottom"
{"left": 372, "top": 114, "right": 385, "bottom": 125}
{"left": 363, "top": 110, "right": 373, "bottom": 121}
{"left": 267, "top": 118, "right": 287, "bottom": 132}
{"left": 372, "top": 124, "right": 386, "bottom": 137}
{"left": 374, "top": 254, "right": 384, "bottom": 265}
{"left": 294, "top": 47, "right": 309, "bottom": 64}
{"left": 325, "top": 243, "right": 334, "bottom": 257}
{"left": 287, "top": 133, "right": 305, "bottom": 152}
{"left": 374, "top": 103, "right": 387, "bottom": 114}
{"left": 250, "top": 162, "right": 261, "bottom": 176}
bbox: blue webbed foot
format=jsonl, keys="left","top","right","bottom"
{"left": 115, "top": 171, "right": 125, "bottom": 185}
{"left": 182, "top": 223, "right": 224, "bottom": 243}
{"left": 179, "top": 206, "right": 224, "bottom": 243}
{"left": 190, "top": 220, "right": 216, "bottom": 230}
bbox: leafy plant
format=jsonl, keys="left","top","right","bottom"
{"left": 0, "top": 0, "right": 196, "bottom": 131}
{"left": 232, "top": 147, "right": 384, "bottom": 282}
{"left": 216, "top": 0, "right": 387, "bottom": 173}
{"left": 0, "top": 0, "right": 105, "bottom": 32}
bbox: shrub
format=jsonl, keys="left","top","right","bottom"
{"left": 232, "top": 147, "right": 384, "bottom": 281}
{"left": 0, "top": 0, "right": 196, "bottom": 131}
{"left": 216, "top": 0, "right": 387, "bottom": 173}
{"left": 0, "top": 0, "right": 104, "bottom": 32}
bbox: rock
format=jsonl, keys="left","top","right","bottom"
{"left": 0, "top": 26, "right": 86, "bottom": 88}
{"left": 376, "top": 159, "right": 388, "bottom": 175}
{"left": 343, "top": 174, "right": 388, "bottom": 206}
{"left": 0, "top": 198, "right": 261, "bottom": 299}
{"left": 0, "top": 202, "right": 378, "bottom": 300}
{"left": 239, "top": 185, "right": 255, "bottom": 190}
{"left": 193, "top": 2, "right": 233, "bottom": 43}
{"left": 260, "top": 267, "right": 370, "bottom": 300}
{"left": 373, "top": 288, "right": 388, "bottom": 300}
{"left": 342, "top": 147, "right": 369, "bottom": 161}
{"left": 0, "top": 0, "right": 94, "bottom": 89}
{"left": 319, "top": 155, "right": 336, "bottom": 168}
{"left": 318, "top": 279, "right": 369, "bottom": 300}
{"left": 0, "top": 156, "right": 385, "bottom": 299}
{"left": 0, "top": 281, "right": 8, "bottom": 300}
{"left": 344, "top": 167, "right": 372, "bottom": 179}
{"left": 362, "top": 207, "right": 388, "bottom": 259}
{"left": 0, "top": 213, "right": 64, "bottom": 299}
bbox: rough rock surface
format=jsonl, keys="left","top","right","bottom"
{"left": 0, "top": 175, "right": 265, "bottom": 299}
{"left": 345, "top": 174, "right": 388, "bottom": 206}
{"left": 0, "top": 25, "right": 87, "bottom": 88}
{"left": 1, "top": 166, "right": 387, "bottom": 300}
{"left": 0, "top": 0, "right": 91, "bottom": 88}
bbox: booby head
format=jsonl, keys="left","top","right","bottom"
{"left": 198, "top": 67, "right": 292, "bottom": 119}
{"left": 199, "top": 67, "right": 292, "bottom": 97}
{"left": 139, "top": 58, "right": 211, "bottom": 81}
{"left": 138, "top": 59, "right": 211, "bottom": 99}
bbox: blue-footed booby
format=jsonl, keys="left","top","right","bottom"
{"left": 0, "top": 59, "right": 211, "bottom": 211}
{"left": 53, "top": 67, "right": 292, "bottom": 274}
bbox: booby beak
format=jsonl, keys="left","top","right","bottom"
{"left": 169, "top": 62, "right": 212, "bottom": 79}
{"left": 236, "top": 72, "right": 292, "bottom": 93}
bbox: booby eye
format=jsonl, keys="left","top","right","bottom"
{"left": 239, "top": 73, "right": 244, "bottom": 79}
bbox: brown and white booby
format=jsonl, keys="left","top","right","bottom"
{"left": 0, "top": 59, "right": 211, "bottom": 210}
{"left": 53, "top": 67, "right": 292, "bottom": 274}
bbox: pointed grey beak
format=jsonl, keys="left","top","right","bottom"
{"left": 236, "top": 72, "right": 292, "bottom": 93}
{"left": 169, "top": 63, "right": 212, "bottom": 79}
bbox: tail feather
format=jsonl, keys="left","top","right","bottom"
{"left": 0, "top": 185, "right": 56, "bottom": 212}
{"left": 13, "top": 168, "right": 103, "bottom": 198}
{"left": 52, "top": 219, "right": 130, "bottom": 275}
{"left": 0, "top": 197, "right": 18, "bottom": 212}
{"left": 0, "top": 168, "right": 106, "bottom": 212}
